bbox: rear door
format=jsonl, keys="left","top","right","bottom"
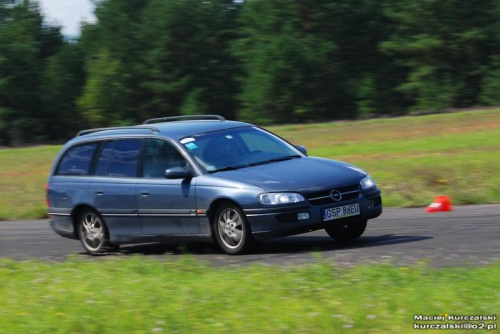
{"left": 89, "top": 139, "right": 143, "bottom": 236}
{"left": 137, "top": 138, "right": 199, "bottom": 235}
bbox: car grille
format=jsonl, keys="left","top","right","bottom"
{"left": 305, "top": 184, "right": 359, "bottom": 206}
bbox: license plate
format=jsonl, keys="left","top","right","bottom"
{"left": 322, "top": 203, "right": 360, "bottom": 221}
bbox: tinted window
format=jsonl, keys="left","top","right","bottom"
{"left": 107, "top": 140, "right": 142, "bottom": 177}
{"left": 95, "top": 141, "right": 114, "bottom": 176}
{"left": 57, "top": 143, "right": 99, "bottom": 176}
{"left": 142, "top": 139, "right": 187, "bottom": 178}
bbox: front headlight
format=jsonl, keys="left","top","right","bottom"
{"left": 360, "top": 175, "right": 376, "bottom": 189}
{"left": 257, "top": 193, "right": 305, "bottom": 205}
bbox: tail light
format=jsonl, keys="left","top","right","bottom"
{"left": 45, "top": 182, "right": 50, "bottom": 208}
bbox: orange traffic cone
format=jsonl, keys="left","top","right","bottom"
{"left": 426, "top": 196, "right": 453, "bottom": 213}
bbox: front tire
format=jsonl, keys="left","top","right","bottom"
{"left": 77, "top": 208, "right": 112, "bottom": 254}
{"left": 325, "top": 219, "right": 367, "bottom": 242}
{"left": 213, "top": 203, "right": 254, "bottom": 255}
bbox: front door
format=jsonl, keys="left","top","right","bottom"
{"left": 137, "top": 138, "right": 200, "bottom": 235}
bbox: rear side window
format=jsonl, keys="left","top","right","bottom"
{"left": 56, "top": 143, "right": 99, "bottom": 176}
{"left": 107, "top": 139, "right": 142, "bottom": 177}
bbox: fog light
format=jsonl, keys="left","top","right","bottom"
{"left": 297, "top": 212, "right": 310, "bottom": 221}
{"left": 367, "top": 199, "right": 375, "bottom": 208}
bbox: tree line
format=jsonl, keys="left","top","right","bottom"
{"left": 1, "top": 0, "right": 500, "bottom": 145}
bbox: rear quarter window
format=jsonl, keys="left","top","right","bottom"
{"left": 56, "top": 143, "right": 99, "bottom": 176}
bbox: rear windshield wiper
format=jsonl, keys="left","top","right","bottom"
{"left": 208, "top": 164, "right": 249, "bottom": 174}
{"left": 249, "top": 155, "right": 301, "bottom": 167}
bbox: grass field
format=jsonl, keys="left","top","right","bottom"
{"left": 1, "top": 257, "right": 498, "bottom": 334}
{"left": 269, "top": 109, "right": 500, "bottom": 208}
{"left": 1, "top": 108, "right": 499, "bottom": 220}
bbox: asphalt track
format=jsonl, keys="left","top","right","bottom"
{"left": 0, "top": 205, "right": 498, "bottom": 267}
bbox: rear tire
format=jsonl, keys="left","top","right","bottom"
{"left": 77, "top": 208, "right": 113, "bottom": 254}
{"left": 213, "top": 203, "right": 254, "bottom": 255}
{"left": 325, "top": 219, "right": 367, "bottom": 242}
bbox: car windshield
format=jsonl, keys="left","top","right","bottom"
{"left": 180, "top": 127, "right": 301, "bottom": 173}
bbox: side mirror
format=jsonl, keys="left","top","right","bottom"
{"left": 296, "top": 145, "right": 308, "bottom": 156}
{"left": 165, "top": 167, "right": 192, "bottom": 179}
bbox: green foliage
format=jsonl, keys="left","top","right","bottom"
{"left": 75, "top": 0, "right": 240, "bottom": 127}
{"left": 0, "top": 1, "right": 47, "bottom": 144}
{"left": 2, "top": 0, "right": 500, "bottom": 142}
{"left": 77, "top": 0, "right": 148, "bottom": 126}
{"left": 41, "top": 43, "right": 85, "bottom": 140}
{"left": 234, "top": 0, "right": 342, "bottom": 124}
{"left": 0, "top": 0, "right": 81, "bottom": 145}
{"left": 381, "top": 0, "right": 500, "bottom": 111}
{"left": 480, "top": 56, "right": 500, "bottom": 105}
{"left": 355, "top": 74, "right": 377, "bottom": 117}
{"left": 78, "top": 48, "right": 122, "bottom": 127}
{"left": 135, "top": 0, "right": 239, "bottom": 120}
{"left": 180, "top": 88, "right": 208, "bottom": 116}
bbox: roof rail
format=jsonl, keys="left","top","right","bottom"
{"left": 77, "top": 125, "right": 160, "bottom": 137}
{"left": 143, "top": 115, "right": 226, "bottom": 124}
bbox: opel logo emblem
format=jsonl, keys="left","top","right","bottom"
{"left": 330, "top": 190, "right": 342, "bottom": 202}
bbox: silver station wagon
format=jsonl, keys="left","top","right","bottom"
{"left": 47, "top": 115, "right": 382, "bottom": 254}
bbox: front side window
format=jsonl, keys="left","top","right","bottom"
{"left": 56, "top": 143, "right": 99, "bottom": 176}
{"left": 180, "top": 127, "right": 300, "bottom": 173}
{"left": 142, "top": 139, "right": 187, "bottom": 178}
{"left": 107, "top": 139, "right": 142, "bottom": 177}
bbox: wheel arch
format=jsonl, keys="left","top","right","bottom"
{"left": 71, "top": 204, "right": 100, "bottom": 240}
{"left": 207, "top": 198, "right": 250, "bottom": 236}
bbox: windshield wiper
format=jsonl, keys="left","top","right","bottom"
{"left": 208, "top": 164, "right": 249, "bottom": 174}
{"left": 209, "top": 155, "right": 301, "bottom": 172}
{"left": 249, "top": 155, "right": 301, "bottom": 167}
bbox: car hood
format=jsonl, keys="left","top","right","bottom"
{"left": 213, "top": 157, "right": 366, "bottom": 193}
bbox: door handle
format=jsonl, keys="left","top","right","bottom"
{"left": 140, "top": 191, "right": 150, "bottom": 197}
{"left": 95, "top": 191, "right": 104, "bottom": 196}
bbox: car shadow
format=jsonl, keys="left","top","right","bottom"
{"left": 112, "top": 233, "right": 432, "bottom": 256}
{"left": 253, "top": 234, "right": 432, "bottom": 255}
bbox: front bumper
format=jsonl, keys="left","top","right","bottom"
{"left": 245, "top": 188, "right": 382, "bottom": 241}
